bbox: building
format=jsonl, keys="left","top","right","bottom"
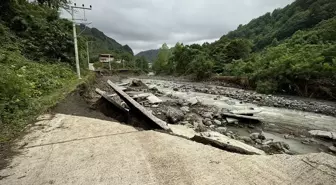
{"left": 99, "top": 54, "right": 114, "bottom": 63}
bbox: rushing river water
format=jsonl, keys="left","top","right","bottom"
{"left": 125, "top": 78, "right": 336, "bottom": 154}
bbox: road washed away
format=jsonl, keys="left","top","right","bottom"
{"left": 1, "top": 77, "right": 336, "bottom": 185}
{"left": 134, "top": 78, "right": 336, "bottom": 155}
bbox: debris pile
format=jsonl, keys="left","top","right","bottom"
{"left": 94, "top": 78, "right": 336, "bottom": 155}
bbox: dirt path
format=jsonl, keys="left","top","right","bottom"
{"left": 1, "top": 113, "right": 336, "bottom": 185}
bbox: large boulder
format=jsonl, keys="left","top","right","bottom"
{"left": 165, "top": 107, "right": 185, "bottom": 124}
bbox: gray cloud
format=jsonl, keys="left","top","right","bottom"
{"left": 64, "top": 0, "right": 294, "bottom": 54}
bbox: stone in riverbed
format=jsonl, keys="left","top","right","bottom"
{"left": 329, "top": 146, "right": 336, "bottom": 153}
{"left": 250, "top": 132, "right": 266, "bottom": 140}
{"left": 250, "top": 133, "right": 260, "bottom": 140}
{"left": 187, "top": 97, "right": 199, "bottom": 106}
{"left": 262, "top": 141, "right": 290, "bottom": 154}
{"left": 213, "top": 119, "right": 222, "bottom": 126}
{"left": 180, "top": 106, "right": 190, "bottom": 112}
{"left": 202, "top": 118, "right": 212, "bottom": 126}
{"left": 194, "top": 121, "right": 207, "bottom": 132}
{"left": 215, "top": 127, "right": 227, "bottom": 134}
{"left": 308, "top": 130, "right": 336, "bottom": 140}
{"left": 165, "top": 107, "right": 184, "bottom": 124}
{"left": 238, "top": 136, "right": 253, "bottom": 144}
{"left": 202, "top": 112, "right": 213, "bottom": 119}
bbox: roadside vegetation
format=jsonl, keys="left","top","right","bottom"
{"left": 153, "top": 0, "right": 336, "bottom": 99}
{"left": 0, "top": 0, "right": 94, "bottom": 143}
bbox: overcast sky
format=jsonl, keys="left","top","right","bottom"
{"left": 63, "top": 0, "right": 294, "bottom": 54}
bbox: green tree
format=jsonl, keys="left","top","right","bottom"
{"left": 153, "top": 43, "right": 171, "bottom": 74}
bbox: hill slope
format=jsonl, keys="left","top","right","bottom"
{"left": 136, "top": 49, "right": 159, "bottom": 62}
{"left": 223, "top": 0, "right": 336, "bottom": 50}
{"left": 78, "top": 24, "right": 134, "bottom": 56}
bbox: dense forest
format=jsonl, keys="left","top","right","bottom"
{"left": 153, "top": 0, "right": 336, "bottom": 99}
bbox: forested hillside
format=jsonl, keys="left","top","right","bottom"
{"left": 153, "top": 0, "right": 336, "bottom": 99}
{"left": 136, "top": 49, "right": 159, "bottom": 62}
{"left": 0, "top": 0, "right": 90, "bottom": 143}
{"left": 78, "top": 24, "right": 134, "bottom": 57}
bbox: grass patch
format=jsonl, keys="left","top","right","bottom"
{"left": 0, "top": 49, "right": 95, "bottom": 144}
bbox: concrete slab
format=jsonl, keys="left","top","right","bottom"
{"left": 1, "top": 114, "right": 336, "bottom": 185}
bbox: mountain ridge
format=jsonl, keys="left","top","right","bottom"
{"left": 78, "top": 24, "right": 134, "bottom": 57}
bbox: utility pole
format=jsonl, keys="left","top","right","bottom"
{"left": 86, "top": 41, "right": 94, "bottom": 69}
{"left": 66, "top": 3, "right": 92, "bottom": 79}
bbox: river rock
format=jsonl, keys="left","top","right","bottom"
{"left": 250, "top": 133, "right": 260, "bottom": 140}
{"left": 180, "top": 106, "right": 190, "bottom": 112}
{"left": 202, "top": 112, "right": 213, "bottom": 119}
{"left": 147, "top": 94, "right": 163, "bottom": 104}
{"left": 213, "top": 119, "right": 222, "bottom": 126}
{"left": 194, "top": 121, "right": 207, "bottom": 132}
{"left": 203, "top": 118, "right": 212, "bottom": 126}
{"left": 264, "top": 141, "right": 290, "bottom": 154}
{"left": 329, "top": 146, "right": 336, "bottom": 153}
{"left": 250, "top": 132, "right": 265, "bottom": 140}
{"left": 308, "top": 130, "right": 336, "bottom": 140}
{"left": 165, "top": 107, "right": 184, "bottom": 124}
{"left": 239, "top": 136, "right": 253, "bottom": 144}
{"left": 131, "top": 79, "right": 145, "bottom": 87}
{"left": 187, "top": 97, "right": 199, "bottom": 106}
{"left": 216, "top": 127, "right": 227, "bottom": 134}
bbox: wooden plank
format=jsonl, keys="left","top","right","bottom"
{"left": 107, "top": 80, "right": 170, "bottom": 131}
{"left": 221, "top": 112, "right": 262, "bottom": 122}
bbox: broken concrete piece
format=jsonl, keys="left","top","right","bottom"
{"left": 117, "top": 82, "right": 129, "bottom": 86}
{"left": 169, "top": 124, "right": 197, "bottom": 139}
{"left": 147, "top": 94, "right": 163, "bottom": 104}
{"left": 230, "top": 109, "right": 261, "bottom": 116}
{"left": 133, "top": 93, "right": 151, "bottom": 99}
{"left": 225, "top": 118, "right": 239, "bottom": 124}
{"left": 95, "top": 88, "right": 128, "bottom": 113}
{"left": 95, "top": 88, "right": 129, "bottom": 123}
{"left": 107, "top": 80, "right": 170, "bottom": 131}
{"left": 192, "top": 131, "right": 265, "bottom": 155}
{"left": 222, "top": 112, "right": 262, "bottom": 122}
{"left": 308, "top": 130, "right": 336, "bottom": 140}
